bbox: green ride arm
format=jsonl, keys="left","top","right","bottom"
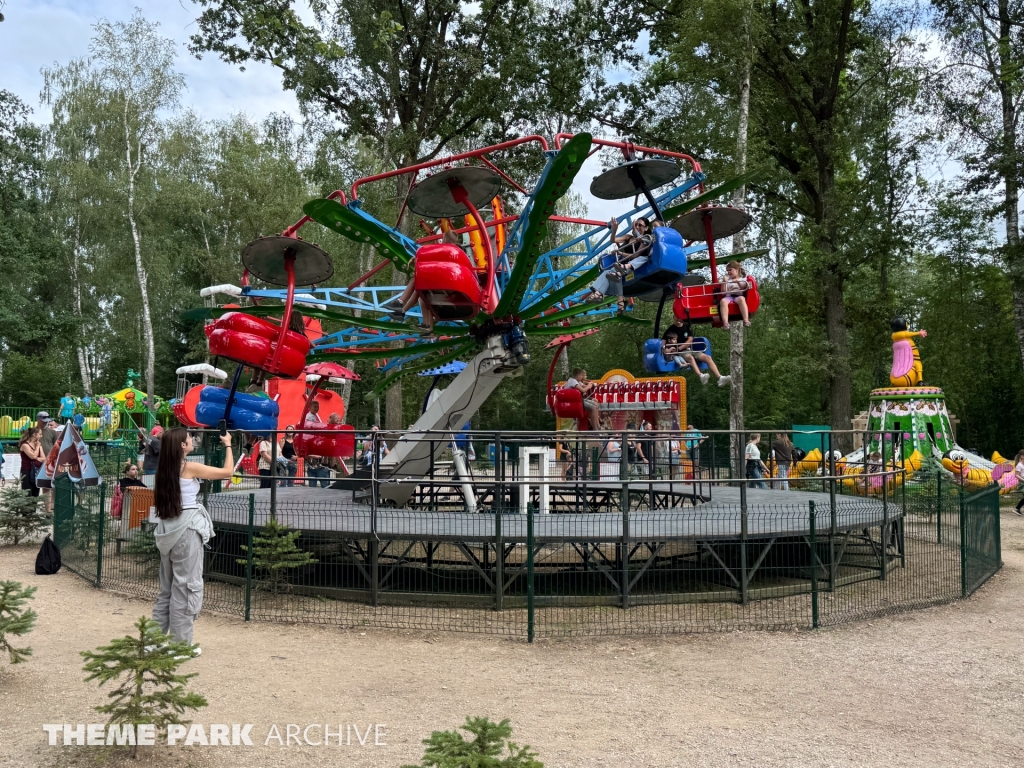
{"left": 363, "top": 340, "right": 477, "bottom": 401}
{"left": 527, "top": 313, "right": 649, "bottom": 336}
{"left": 492, "top": 133, "right": 593, "bottom": 318}
{"left": 525, "top": 297, "right": 616, "bottom": 327}
{"left": 302, "top": 198, "right": 415, "bottom": 271}
{"left": 660, "top": 168, "right": 763, "bottom": 221}
{"left": 519, "top": 263, "right": 602, "bottom": 319}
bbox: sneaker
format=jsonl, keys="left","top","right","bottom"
{"left": 718, "top": 375, "right": 731, "bottom": 387}
{"left": 174, "top": 646, "right": 200, "bottom": 660}
{"left": 143, "top": 643, "right": 166, "bottom": 653}
{"left": 387, "top": 311, "right": 405, "bottom": 322}
{"left": 699, "top": 373, "right": 710, "bottom": 385}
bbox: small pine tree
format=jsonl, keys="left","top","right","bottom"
{"left": 402, "top": 717, "right": 544, "bottom": 768}
{"left": 237, "top": 518, "right": 318, "bottom": 594}
{"left": 81, "top": 617, "right": 207, "bottom": 758}
{"left": 0, "top": 581, "right": 37, "bottom": 664}
{"left": 0, "top": 485, "right": 50, "bottom": 545}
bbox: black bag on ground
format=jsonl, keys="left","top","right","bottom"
{"left": 35, "top": 535, "right": 61, "bottom": 575}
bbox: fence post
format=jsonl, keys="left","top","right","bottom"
{"left": 936, "top": 472, "right": 942, "bottom": 544}
{"left": 494, "top": 499, "right": 503, "bottom": 611}
{"left": 994, "top": 484, "right": 1002, "bottom": 567}
{"left": 527, "top": 501, "right": 535, "bottom": 643}
{"left": 528, "top": 505, "right": 536, "bottom": 643}
{"left": 96, "top": 484, "right": 106, "bottom": 588}
{"left": 269, "top": 428, "right": 278, "bottom": 518}
{"left": 959, "top": 486, "right": 968, "bottom": 598}
{"left": 245, "top": 493, "right": 254, "bottom": 622}
{"left": 880, "top": 433, "right": 888, "bottom": 581}
{"left": 618, "top": 430, "right": 626, "bottom": 610}
{"left": 739, "top": 431, "right": 748, "bottom": 605}
{"left": 827, "top": 432, "right": 837, "bottom": 592}
{"left": 809, "top": 500, "right": 818, "bottom": 629}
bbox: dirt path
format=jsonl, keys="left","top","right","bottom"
{"left": 3, "top": 513, "right": 1024, "bottom": 768}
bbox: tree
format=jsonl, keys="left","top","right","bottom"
{"left": 237, "top": 517, "right": 317, "bottom": 594}
{"left": 0, "top": 91, "right": 73, "bottom": 392}
{"left": 81, "top": 616, "right": 207, "bottom": 758}
{"left": 932, "top": 0, "right": 1024, "bottom": 372}
{"left": 402, "top": 717, "right": 543, "bottom": 768}
{"left": 86, "top": 12, "right": 184, "bottom": 411}
{"left": 41, "top": 60, "right": 106, "bottom": 394}
{"left": 0, "top": 581, "right": 37, "bottom": 665}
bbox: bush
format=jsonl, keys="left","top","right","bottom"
{"left": 403, "top": 717, "right": 543, "bottom": 768}
{"left": 0, "top": 581, "right": 37, "bottom": 664}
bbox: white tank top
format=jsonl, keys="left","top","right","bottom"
{"left": 180, "top": 476, "right": 200, "bottom": 509}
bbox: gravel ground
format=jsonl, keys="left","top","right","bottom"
{"left": 2, "top": 511, "right": 1024, "bottom": 768}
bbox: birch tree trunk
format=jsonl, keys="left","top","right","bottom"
{"left": 71, "top": 225, "right": 93, "bottom": 395}
{"left": 125, "top": 117, "right": 156, "bottom": 413}
{"left": 729, "top": 11, "right": 752, "bottom": 476}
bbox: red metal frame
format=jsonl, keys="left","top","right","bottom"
{"left": 552, "top": 133, "right": 703, "bottom": 183}
{"left": 350, "top": 136, "right": 551, "bottom": 201}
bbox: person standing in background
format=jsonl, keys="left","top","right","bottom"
{"left": 745, "top": 433, "right": 769, "bottom": 489}
{"left": 35, "top": 413, "right": 56, "bottom": 512}
{"left": 257, "top": 436, "right": 273, "bottom": 488}
{"left": 59, "top": 393, "right": 76, "bottom": 421}
{"left": 279, "top": 427, "right": 297, "bottom": 487}
{"left": 140, "top": 425, "right": 163, "bottom": 488}
{"left": 771, "top": 433, "right": 794, "bottom": 491}
{"left": 19, "top": 428, "right": 45, "bottom": 498}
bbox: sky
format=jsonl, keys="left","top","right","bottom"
{"left": 0, "top": 0, "right": 668, "bottom": 225}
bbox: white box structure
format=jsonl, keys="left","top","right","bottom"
{"left": 519, "top": 447, "right": 553, "bottom": 515}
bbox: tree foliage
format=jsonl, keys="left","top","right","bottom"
{"left": 1, "top": 2, "right": 1024, "bottom": 456}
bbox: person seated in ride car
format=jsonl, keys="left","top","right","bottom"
{"left": 563, "top": 368, "right": 601, "bottom": 431}
{"left": 387, "top": 232, "right": 462, "bottom": 334}
{"left": 583, "top": 218, "right": 655, "bottom": 311}
{"left": 719, "top": 260, "right": 752, "bottom": 329}
{"left": 661, "top": 316, "right": 730, "bottom": 387}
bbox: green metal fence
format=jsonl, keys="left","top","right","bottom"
{"left": 51, "top": 475, "right": 1002, "bottom": 639}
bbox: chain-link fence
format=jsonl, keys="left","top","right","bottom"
{"left": 52, "top": 465, "right": 1002, "bottom": 640}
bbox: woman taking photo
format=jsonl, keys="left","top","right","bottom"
{"left": 153, "top": 428, "right": 233, "bottom": 653}
{"left": 19, "top": 428, "right": 45, "bottom": 497}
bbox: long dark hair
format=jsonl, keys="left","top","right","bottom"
{"left": 19, "top": 427, "right": 41, "bottom": 448}
{"left": 155, "top": 427, "right": 188, "bottom": 520}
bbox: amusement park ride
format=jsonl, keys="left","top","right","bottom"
{"left": 182, "top": 133, "right": 762, "bottom": 503}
